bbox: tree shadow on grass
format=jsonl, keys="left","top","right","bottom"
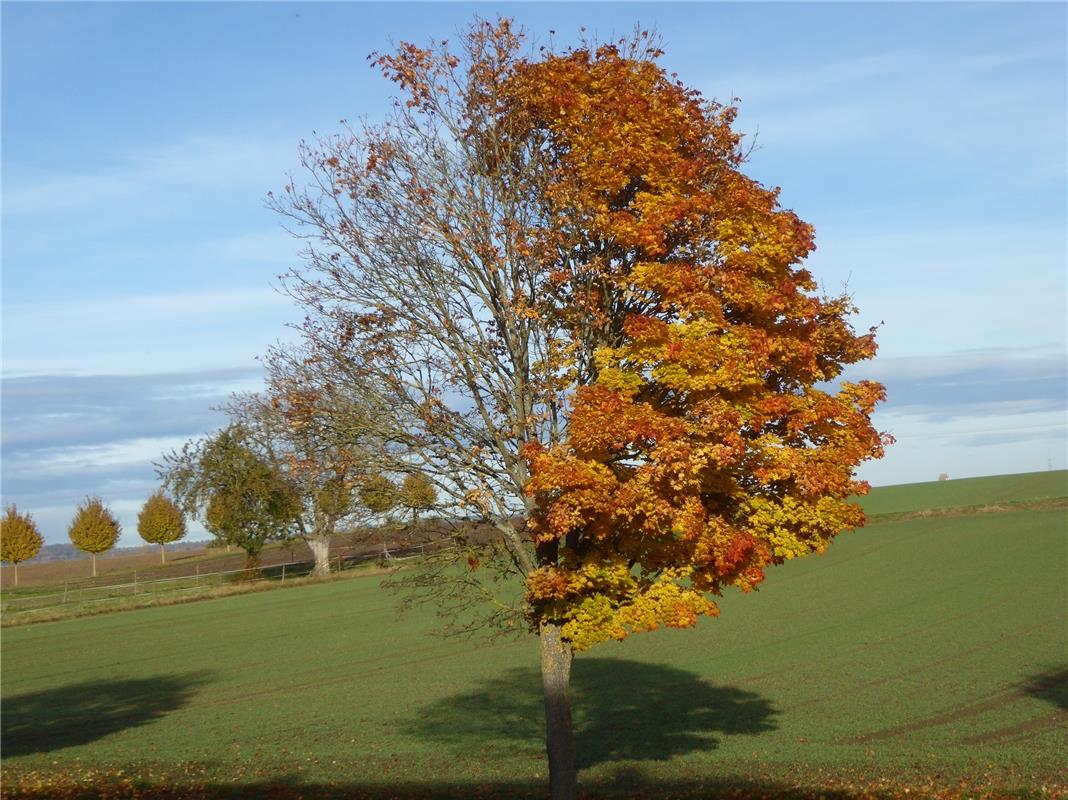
{"left": 2, "top": 672, "right": 212, "bottom": 757}
{"left": 405, "top": 657, "right": 776, "bottom": 768}
{"left": 1021, "top": 666, "right": 1068, "bottom": 710}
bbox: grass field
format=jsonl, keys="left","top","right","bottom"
{"left": 1, "top": 472, "right": 1065, "bottom": 799}
{"left": 856, "top": 471, "right": 1067, "bottom": 516}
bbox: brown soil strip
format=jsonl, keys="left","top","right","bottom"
{"left": 867, "top": 497, "right": 1068, "bottom": 525}
{"left": 850, "top": 657, "right": 1064, "bottom": 743}
{"left": 958, "top": 707, "right": 1068, "bottom": 746}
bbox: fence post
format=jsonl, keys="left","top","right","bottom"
{"left": 133, "top": 572, "right": 138, "bottom": 596}
{"left": 281, "top": 563, "right": 286, "bottom": 584}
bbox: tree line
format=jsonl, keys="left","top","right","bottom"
{"left": 1, "top": 493, "right": 182, "bottom": 584}
{"left": 1, "top": 384, "right": 440, "bottom": 584}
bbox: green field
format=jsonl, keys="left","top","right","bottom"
{"left": 2, "top": 472, "right": 1066, "bottom": 799}
{"left": 857, "top": 470, "right": 1067, "bottom": 516}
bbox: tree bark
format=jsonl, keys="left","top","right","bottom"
{"left": 540, "top": 621, "right": 576, "bottom": 800}
{"left": 309, "top": 535, "right": 331, "bottom": 578}
{"left": 13, "top": 563, "right": 18, "bottom": 587}
{"left": 91, "top": 553, "right": 97, "bottom": 578}
{"left": 160, "top": 543, "right": 166, "bottom": 564}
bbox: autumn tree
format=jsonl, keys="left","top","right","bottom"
{"left": 221, "top": 349, "right": 405, "bottom": 577}
{"left": 1, "top": 505, "right": 44, "bottom": 587}
{"left": 137, "top": 491, "right": 187, "bottom": 564}
{"left": 68, "top": 497, "right": 121, "bottom": 578}
{"left": 162, "top": 426, "right": 300, "bottom": 570}
{"left": 273, "top": 20, "right": 887, "bottom": 799}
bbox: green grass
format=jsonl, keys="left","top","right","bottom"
{"left": 2, "top": 473, "right": 1066, "bottom": 798}
{"left": 857, "top": 470, "right": 1068, "bottom": 515}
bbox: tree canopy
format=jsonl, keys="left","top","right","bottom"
{"left": 68, "top": 497, "right": 121, "bottom": 578}
{"left": 1, "top": 505, "right": 44, "bottom": 587}
{"left": 137, "top": 491, "right": 187, "bottom": 563}
{"left": 223, "top": 353, "right": 404, "bottom": 576}
{"left": 163, "top": 425, "right": 300, "bottom": 570}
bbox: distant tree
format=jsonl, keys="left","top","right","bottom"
{"left": 399, "top": 473, "right": 437, "bottom": 524}
{"left": 222, "top": 349, "right": 400, "bottom": 577}
{"left": 68, "top": 497, "right": 121, "bottom": 578}
{"left": 358, "top": 473, "right": 401, "bottom": 561}
{"left": 359, "top": 474, "right": 398, "bottom": 516}
{"left": 162, "top": 426, "right": 300, "bottom": 571}
{"left": 137, "top": 491, "right": 187, "bottom": 564}
{"left": 1, "top": 505, "right": 44, "bottom": 587}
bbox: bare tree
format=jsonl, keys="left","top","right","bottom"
{"left": 270, "top": 21, "right": 579, "bottom": 790}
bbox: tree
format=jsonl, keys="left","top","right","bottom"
{"left": 273, "top": 20, "right": 887, "bottom": 800}
{"left": 359, "top": 474, "right": 398, "bottom": 516}
{"left": 399, "top": 473, "right": 437, "bottom": 523}
{"left": 137, "top": 491, "right": 187, "bottom": 564}
{"left": 162, "top": 426, "right": 300, "bottom": 570}
{"left": 1, "top": 505, "right": 44, "bottom": 587}
{"left": 68, "top": 497, "right": 121, "bottom": 578}
{"left": 224, "top": 352, "right": 400, "bottom": 577}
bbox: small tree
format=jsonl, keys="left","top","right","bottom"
{"left": 359, "top": 473, "right": 399, "bottom": 561}
{"left": 359, "top": 474, "right": 398, "bottom": 516}
{"left": 1, "top": 505, "right": 44, "bottom": 587}
{"left": 137, "top": 491, "right": 187, "bottom": 564}
{"left": 399, "top": 473, "right": 437, "bottom": 524}
{"left": 68, "top": 497, "right": 121, "bottom": 578}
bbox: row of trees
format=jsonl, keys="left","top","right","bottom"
{"left": 1, "top": 455, "right": 437, "bottom": 585}
{"left": 3, "top": 350, "right": 442, "bottom": 585}
{"left": 0, "top": 493, "right": 186, "bottom": 584}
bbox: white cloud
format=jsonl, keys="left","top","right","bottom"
{"left": 705, "top": 41, "right": 1066, "bottom": 169}
{"left": 2, "top": 368, "right": 262, "bottom": 545}
{"left": 31, "top": 436, "right": 193, "bottom": 472}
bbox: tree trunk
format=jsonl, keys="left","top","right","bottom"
{"left": 13, "top": 563, "right": 18, "bottom": 587}
{"left": 160, "top": 543, "right": 166, "bottom": 564}
{"left": 91, "top": 553, "right": 97, "bottom": 578}
{"left": 540, "top": 621, "right": 576, "bottom": 800}
{"left": 309, "top": 535, "right": 331, "bottom": 578}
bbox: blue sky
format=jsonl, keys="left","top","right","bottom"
{"left": 3, "top": 2, "right": 1066, "bottom": 546}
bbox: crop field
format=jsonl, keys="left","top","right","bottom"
{"left": 1, "top": 472, "right": 1065, "bottom": 799}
